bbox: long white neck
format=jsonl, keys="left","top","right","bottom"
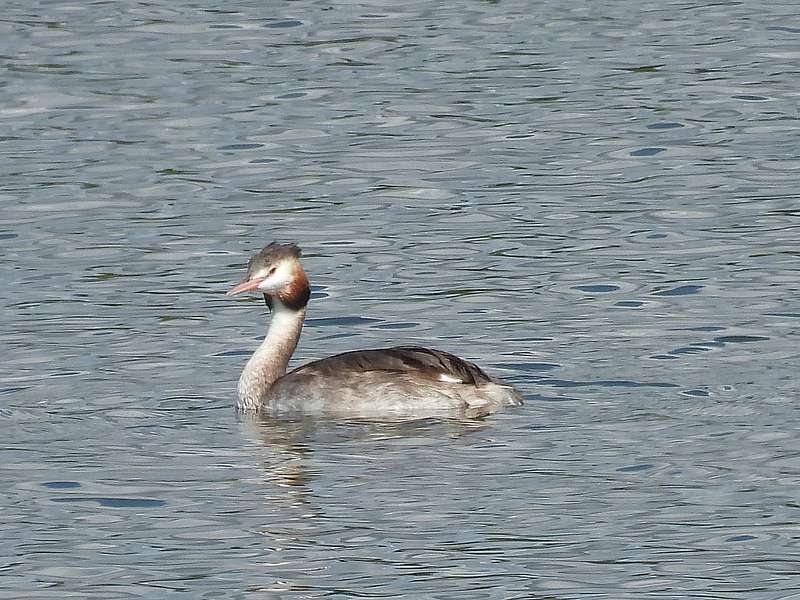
{"left": 237, "top": 300, "right": 306, "bottom": 411}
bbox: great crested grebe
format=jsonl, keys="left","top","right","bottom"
{"left": 227, "top": 243, "right": 523, "bottom": 417}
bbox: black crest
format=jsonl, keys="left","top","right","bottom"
{"left": 246, "top": 242, "right": 302, "bottom": 278}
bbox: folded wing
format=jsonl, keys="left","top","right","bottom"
{"left": 290, "top": 346, "right": 493, "bottom": 385}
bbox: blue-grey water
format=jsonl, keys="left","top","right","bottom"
{"left": 2, "top": 0, "right": 799, "bottom": 597}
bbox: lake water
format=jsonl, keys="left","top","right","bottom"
{"left": 2, "top": 0, "right": 799, "bottom": 597}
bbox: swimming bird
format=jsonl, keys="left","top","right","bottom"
{"left": 227, "top": 243, "right": 523, "bottom": 418}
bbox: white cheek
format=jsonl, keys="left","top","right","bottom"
{"left": 257, "top": 265, "right": 293, "bottom": 293}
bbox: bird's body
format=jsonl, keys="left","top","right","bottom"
{"left": 228, "top": 243, "right": 522, "bottom": 418}
{"left": 249, "top": 345, "right": 521, "bottom": 419}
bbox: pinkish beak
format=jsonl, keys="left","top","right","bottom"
{"left": 226, "top": 277, "right": 265, "bottom": 297}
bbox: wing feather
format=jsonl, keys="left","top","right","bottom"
{"left": 290, "top": 346, "right": 493, "bottom": 385}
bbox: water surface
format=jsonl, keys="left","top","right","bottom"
{"left": 2, "top": 0, "right": 799, "bottom": 598}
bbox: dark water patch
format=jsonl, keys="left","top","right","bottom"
{"left": 682, "top": 389, "right": 710, "bottom": 397}
{"left": 263, "top": 19, "right": 303, "bottom": 28}
{"left": 669, "top": 346, "right": 712, "bottom": 355}
{"left": 630, "top": 147, "right": 666, "bottom": 157}
{"left": 617, "top": 463, "right": 655, "bottom": 473}
{"left": 42, "top": 481, "right": 81, "bottom": 489}
{"left": 0, "top": 386, "right": 28, "bottom": 395}
{"left": 213, "top": 349, "right": 252, "bottom": 357}
{"left": 620, "top": 64, "right": 663, "bottom": 72}
{"left": 49, "top": 370, "right": 83, "bottom": 378}
{"left": 767, "top": 26, "right": 800, "bottom": 33}
{"left": 647, "top": 122, "right": 684, "bottom": 129}
{"left": 372, "top": 322, "right": 419, "bottom": 330}
{"left": 319, "top": 332, "right": 358, "bottom": 342}
{"left": 693, "top": 340, "right": 726, "bottom": 348}
{"left": 714, "top": 335, "right": 769, "bottom": 344}
{"left": 218, "top": 143, "right": 264, "bottom": 151}
{"left": 307, "top": 316, "right": 383, "bottom": 327}
{"left": 733, "top": 95, "right": 769, "bottom": 101}
{"left": 573, "top": 284, "right": 619, "bottom": 293}
{"left": 726, "top": 534, "right": 757, "bottom": 542}
{"left": 660, "top": 334, "right": 768, "bottom": 359}
{"left": 494, "top": 362, "right": 559, "bottom": 372}
{"left": 544, "top": 379, "right": 679, "bottom": 389}
{"left": 526, "top": 96, "right": 563, "bottom": 104}
{"left": 614, "top": 300, "right": 644, "bottom": 307}
{"left": 653, "top": 285, "right": 704, "bottom": 296}
{"left": 50, "top": 497, "right": 166, "bottom": 508}
{"left": 53, "top": 104, "right": 103, "bottom": 110}
{"left": 159, "top": 168, "right": 197, "bottom": 176}
{"left": 521, "top": 393, "right": 583, "bottom": 403}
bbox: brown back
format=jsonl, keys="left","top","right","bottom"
{"left": 290, "top": 346, "right": 492, "bottom": 385}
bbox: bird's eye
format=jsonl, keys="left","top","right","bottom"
{"left": 268, "top": 267, "right": 277, "bottom": 277}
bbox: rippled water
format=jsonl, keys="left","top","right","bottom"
{"left": 2, "top": 1, "right": 799, "bottom": 598}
